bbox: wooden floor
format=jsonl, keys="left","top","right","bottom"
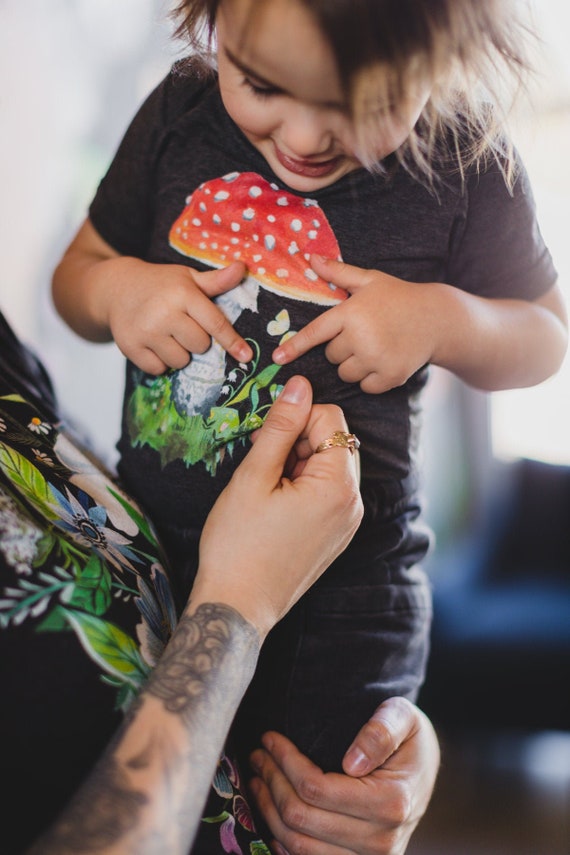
{"left": 407, "top": 729, "right": 570, "bottom": 855}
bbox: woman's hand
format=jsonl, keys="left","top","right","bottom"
{"left": 249, "top": 697, "right": 440, "bottom": 855}
{"left": 192, "top": 374, "right": 364, "bottom": 638}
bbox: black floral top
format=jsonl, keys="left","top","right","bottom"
{"left": 0, "top": 312, "right": 269, "bottom": 854}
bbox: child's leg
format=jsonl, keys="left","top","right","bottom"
{"left": 232, "top": 561, "right": 433, "bottom": 774}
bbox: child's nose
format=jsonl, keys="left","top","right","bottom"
{"left": 279, "top": 104, "right": 334, "bottom": 158}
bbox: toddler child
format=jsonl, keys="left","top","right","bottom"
{"left": 52, "top": 0, "right": 567, "bottom": 774}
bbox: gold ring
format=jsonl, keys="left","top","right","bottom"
{"left": 315, "top": 431, "right": 361, "bottom": 455}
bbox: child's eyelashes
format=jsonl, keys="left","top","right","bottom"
{"left": 242, "top": 76, "right": 281, "bottom": 99}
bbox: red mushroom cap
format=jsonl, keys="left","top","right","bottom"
{"left": 169, "top": 171, "right": 347, "bottom": 305}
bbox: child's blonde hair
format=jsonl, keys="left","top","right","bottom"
{"left": 173, "top": 0, "right": 534, "bottom": 184}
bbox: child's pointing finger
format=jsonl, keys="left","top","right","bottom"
{"left": 272, "top": 308, "right": 343, "bottom": 364}
{"left": 310, "top": 254, "right": 372, "bottom": 291}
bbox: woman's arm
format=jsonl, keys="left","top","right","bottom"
{"left": 28, "top": 376, "right": 363, "bottom": 855}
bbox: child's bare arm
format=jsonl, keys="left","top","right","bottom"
{"left": 272, "top": 255, "right": 568, "bottom": 394}
{"left": 52, "top": 218, "right": 253, "bottom": 375}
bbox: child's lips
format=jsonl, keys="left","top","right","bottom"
{"left": 274, "top": 145, "right": 343, "bottom": 178}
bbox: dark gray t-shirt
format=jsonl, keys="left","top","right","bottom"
{"left": 89, "top": 65, "right": 557, "bottom": 591}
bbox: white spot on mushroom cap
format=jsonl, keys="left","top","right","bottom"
{"left": 304, "top": 269, "right": 318, "bottom": 281}
{"left": 192, "top": 218, "right": 201, "bottom": 227}
{"left": 264, "top": 235, "right": 276, "bottom": 250}
{"left": 214, "top": 190, "right": 230, "bottom": 201}
{"left": 288, "top": 242, "right": 299, "bottom": 255}
{"left": 231, "top": 222, "right": 240, "bottom": 232}
{"left": 249, "top": 186, "right": 262, "bottom": 198}
{"left": 276, "top": 268, "right": 289, "bottom": 278}
{"left": 290, "top": 219, "right": 302, "bottom": 232}
{"left": 213, "top": 214, "right": 222, "bottom": 224}
{"left": 224, "top": 171, "right": 240, "bottom": 182}
{"left": 308, "top": 230, "right": 317, "bottom": 239}
{"left": 267, "top": 214, "right": 276, "bottom": 223}
{"left": 243, "top": 208, "right": 255, "bottom": 220}
{"left": 277, "top": 197, "right": 289, "bottom": 206}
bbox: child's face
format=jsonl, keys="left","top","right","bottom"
{"left": 216, "top": 0, "right": 429, "bottom": 193}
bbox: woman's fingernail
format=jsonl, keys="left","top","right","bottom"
{"left": 344, "top": 747, "right": 370, "bottom": 775}
{"left": 279, "top": 376, "right": 306, "bottom": 404}
{"left": 273, "top": 347, "right": 285, "bottom": 364}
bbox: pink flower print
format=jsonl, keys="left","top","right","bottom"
{"left": 219, "top": 814, "right": 242, "bottom": 854}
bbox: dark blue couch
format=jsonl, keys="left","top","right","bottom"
{"left": 419, "top": 457, "right": 570, "bottom": 732}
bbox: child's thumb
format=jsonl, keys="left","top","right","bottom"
{"left": 193, "top": 260, "right": 246, "bottom": 296}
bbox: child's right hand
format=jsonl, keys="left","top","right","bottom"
{"left": 52, "top": 217, "right": 253, "bottom": 375}
{"left": 104, "top": 256, "right": 252, "bottom": 374}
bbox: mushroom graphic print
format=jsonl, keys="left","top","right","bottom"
{"left": 126, "top": 172, "right": 347, "bottom": 475}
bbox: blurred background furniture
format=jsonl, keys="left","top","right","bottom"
{"left": 419, "top": 456, "right": 570, "bottom": 733}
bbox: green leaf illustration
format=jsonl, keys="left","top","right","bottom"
{"left": 0, "top": 394, "right": 27, "bottom": 404}
{"left": 33, "top": 531, "right": 58, "bottom": 567}
{"left": 107, "top": 487, "right": 159, "bottom": 549}
{"left": 68, "top": 551, "right": 113, "bottom": 615}
{"left": 61, "top": 608, "right": 150, "bottom": 687}
{"left": 202, "top": 811, "right": 231, "bottom": 825}
{"left": 0, "top": 442, "right": 58, "bottom": 521}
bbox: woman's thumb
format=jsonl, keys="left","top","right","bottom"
{"left": 246, "top": 376, "right": 312, "bottom": 476}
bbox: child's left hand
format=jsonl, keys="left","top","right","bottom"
{"left": 272, "top": 255, "right": 439, "bottom": 394}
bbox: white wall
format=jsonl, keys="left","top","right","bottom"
{"left": 0, "top": 0, "right": 180, "bottom": 466}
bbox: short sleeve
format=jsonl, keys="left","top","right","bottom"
{"left": 89, "top": 65, "right": 210, "bottom": 258}
{"left": 446, "top": 151, "right": 558, "bottom": 300}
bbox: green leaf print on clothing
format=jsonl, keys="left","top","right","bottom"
{"left": 0, "top": 442, "right": 58, "bottom": 523}
{"left": 62, "top": 608, "right": 150, "bottom": 688}
{"left": 127, "top": 338, "right": 284, "bottom": 475}
{"left": 0, "top": 390, "right": 176, "bottom": 711}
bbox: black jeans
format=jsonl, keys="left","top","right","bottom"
{"left": 232, "top": 563, "right": 432, "bottom": 775}
{"left": 156, "top": 519, "right": 432, "bottom": 773}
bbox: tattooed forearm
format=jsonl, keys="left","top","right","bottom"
{"left": 148, "top": 602, "right": 260, "bottom": 726}
{"left": 28, "top": 603, "right": 261, "bottom": 855}
{"left": 28, "top": 760, "right": 146, "bottom": 853}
